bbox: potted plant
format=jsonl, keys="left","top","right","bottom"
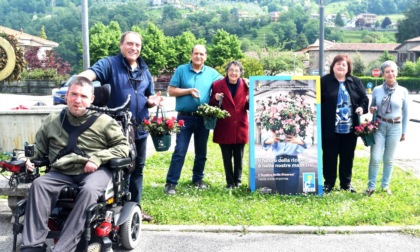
{"left": 355, "top": 114, "right": 380, "bottom": 147}
{"left": 196, "top": 103, "right": 230, "bottom": 129}
{"left": 141, "top": 107, "right": 184, "bottom": 152}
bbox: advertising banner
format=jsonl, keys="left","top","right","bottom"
{"left": 249, "top": 76, "right": 323, "bottom": 195}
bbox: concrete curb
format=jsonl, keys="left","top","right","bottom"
{"left": 141, "top": 224, "right": 420, "bottom": 234}
{"left": 2, "top": 199, "right": 418, "bottom": 235}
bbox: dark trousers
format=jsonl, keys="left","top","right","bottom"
{"left": 127, "top": 137, "right": 147, "bottom": 204}
{"left": 220, "top": 144, "right": 245, "bottom": 186}
{"left": 322, "top": 133, "right": 358, "bottom": 188}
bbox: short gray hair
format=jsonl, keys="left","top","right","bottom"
{"left": 224, "top": 60, "right": 244, "bottom": 75}
{"left": 380, "top": 60, "right": 398, "bottom": 74}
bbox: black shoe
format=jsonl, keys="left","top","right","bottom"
{"left": 363, "top": 189, "right": 375, "bottom": 196}
{"left": 323, "top": 185, "right": 333, "bottom": 194}
{"left": 142, "top": 211, "right": 153, "bottom": 222}
{"left": 226, "top": 184, "right": 234, "bottom": 189}
{"left": 341, "top": 185, "right": 357, "bottom": 193}
{"left": 193, "top": 180, "right": 208, "bottom": 189}
{"left": 164, "top": 183, "right": 176, "bottom": 195}
{"left": 235, "top": 182, "right": 242, "bottom": 188}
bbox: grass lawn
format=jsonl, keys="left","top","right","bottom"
{"left": 142, "top": 134, "right": 419, "bottom": 227}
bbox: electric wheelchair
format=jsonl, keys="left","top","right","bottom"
{"left": 12, "top": 84, "right": 142, "bottom": 252}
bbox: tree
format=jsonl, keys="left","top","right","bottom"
{"left": 381, "top": 17, "right": 392, "bottom": 29}
{"left": 24, "top": 46, "right": 71, "bottom": 76}
{"left": 334, "top": 13, "right": 345, "bottom": 27}
{"left": 207, "top": 29, "right": 244, "bottom": 68}
{"left": 40, "top": 25, "right": 47, "bottom": 39}
{"left": 88, "top": 21, "right": 121, "bottom": 65}
{"left": 162, "top": 5, "right": 182, "bottom": 23}
{"left": 257, "top": 47, "right": 301, "bottom": 76}
{"left": 378, "top": 51, "right": 395, "bottom": 63}
{"left": 400, "top": 60, "right": 416, "bottom": 77}
{"left": 396, "top": 0, "right": 420, "bottom": 42}
{"left": 134, "top": 23, "right": 168, "bottom": 76}
{"left": 352, "top": 53, "right": 365, "bottom": 76}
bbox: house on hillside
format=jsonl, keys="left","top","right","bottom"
{"left": 356, "top": 13, "right": 377, "bottom": 25}
{"left": 0, "top": 25, "right": 58, "bottom": 59}
{"left": 395, "top": 36, "right": 420, "bottom": 67}
{"left": 302, "top": 39, "right": 399, "bottom": 75}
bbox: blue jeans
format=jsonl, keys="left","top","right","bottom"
{"left": 368, "top": 121, "right": 402, "bottom": 190}
{"left": 126, "top": 137, "right": 147, "bottom": 203}
{"left": 166, "top": 115, "right": 209, "bottom": 185}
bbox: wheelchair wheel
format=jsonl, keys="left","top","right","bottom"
{"left": 87, "top": 242, "right": 101, "bottom": 252}
{"left": 120, "top": 205, "right": 142, "bottom": 249}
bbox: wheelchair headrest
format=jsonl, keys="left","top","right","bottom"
{"left": 92, "top": 84, "right": 111, "bottom": 107}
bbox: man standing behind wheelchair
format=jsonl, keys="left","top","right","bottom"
{"left": 21, "top": 76, "right": 130, "bottom": 252}
{"left": 79, "top": 31, "right": 162, "bottom": 222}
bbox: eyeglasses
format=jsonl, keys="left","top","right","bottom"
{"left": 228, "top": 69, "right": 240, "bottom": 73}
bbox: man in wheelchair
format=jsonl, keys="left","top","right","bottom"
{"left": 20, "top": 76, "right": 130, "bottom": 252}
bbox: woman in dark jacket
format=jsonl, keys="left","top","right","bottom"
{"left": 321, "top": 54, "right": 369, "bottom": 193}
{"left": 210, "top": 60, "right": 249, "bottom": 189}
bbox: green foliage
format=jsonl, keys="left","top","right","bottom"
{"left": 400, "top": 61, "right": 417, "bottom": 77}
{"left": 378, "top": 51, "right": 395, "bottom": 62}
{"left": 239, "top": 57, "right": 265, "bottom": 78}
{"left": 352, "top": 53, "right": 366, "bottom": 76}
{"left": 257, "top": 48, "right": 302, "bottom": 76}
{"left": 21, "top": 68, "right": 60, "bottom": 80}
{"left": 207, "top": 29, "right": 244, "bottom": 68}
{"left": 88, "top": 21, "right": 121, "bottom": 65}
{"left": 396, "top": 0, "right": 420, "bottom": 43}
{"left": 334, "top": 13, "right": 345, "bottom": 27}
{"left": 358, "top": 76, "right": 420, "bottom": 93}
{"left": 197, "top": 103, "right": 230, "bottom": 119}
{"left": 135, "top": 23, "right": 168, "bottom": 76}
{"left": 141, "top": 135, "right": 420, "bottom": 226}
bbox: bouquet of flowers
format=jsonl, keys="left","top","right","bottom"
{"left": 141, "top": 116, "right": 184, "bottom": 136}
{"left": 354, "top": 117, "right": 380, "bottom": 146}
{"left": 197, "top": 103, "right": 230, "bottom": 119}
{"left": 255, "top": 94, "right": 313, "bottom": 140}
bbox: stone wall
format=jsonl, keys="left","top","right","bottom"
{"left": 0, "top": 80, "right": 60, "bottom": 95}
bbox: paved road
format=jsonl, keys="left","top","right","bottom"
{"left": 1, "top": 201, "right": 419, "bottom": 252}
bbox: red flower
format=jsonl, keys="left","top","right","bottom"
{"left": 143, "top": 119, "right": 151, "bottom": 125}
{"left": 178, "top": 120, "right": 185, "bottom": 127}
{"left": 166, "top": 119, "right": 174, "bottom": 129}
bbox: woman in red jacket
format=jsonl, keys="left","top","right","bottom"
{"left": 210, "top": 60, "right": 249, "bottom": 189}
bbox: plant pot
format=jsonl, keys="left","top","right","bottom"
{"left": 203, "top": 116, "right": 217, "bottom": 130}
{"left": 361, "top": 134, "right": 375, "bottom": 147}
{"left": 151, "top": 134, "right": 171, "bottom": 152}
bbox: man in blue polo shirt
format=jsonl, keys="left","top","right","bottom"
{"left": 164, "top": 44, "right": 223, "bottom": 195}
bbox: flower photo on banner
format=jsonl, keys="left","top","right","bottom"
{"left": 255, "top": 94, "right": 314, "bottom": 141}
